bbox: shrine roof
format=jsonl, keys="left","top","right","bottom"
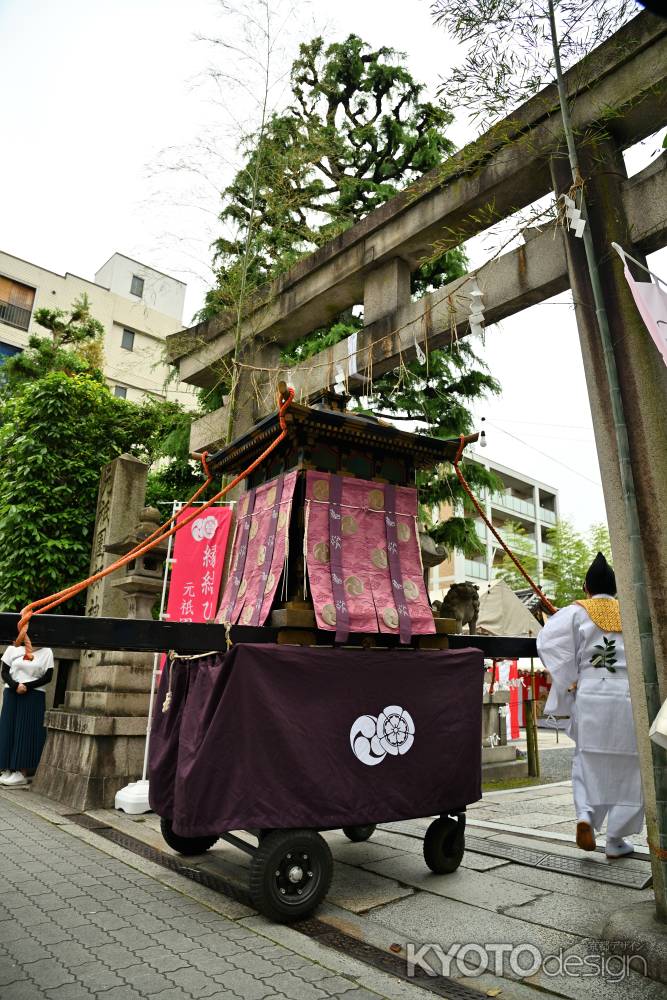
{"left": 207, "top": 399, "right": 476, "bottom": 475}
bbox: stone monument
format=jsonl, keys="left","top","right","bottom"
{"left": 33, "top": 457, "right": 164, "bottom": 809}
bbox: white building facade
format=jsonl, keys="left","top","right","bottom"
{"left": 431, "top": 452, "right": 560, "bottom": 601}
{"left": 0, "top": 250, "right": 194, "bottom": 406}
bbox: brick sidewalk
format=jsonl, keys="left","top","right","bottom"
{"left": 0, "top": 796, "right": 397, "bottom": 1000}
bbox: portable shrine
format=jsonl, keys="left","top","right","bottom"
{"left": 146, "top": 387, "right": 486, "bottom": 922}
{"left": 211, "top": 387, "right": 473, "bottom": 648}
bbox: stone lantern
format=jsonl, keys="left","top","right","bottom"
{"left": 105, "top": 506, "right": 169, "bottom": 619}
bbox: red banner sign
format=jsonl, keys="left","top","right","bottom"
{"left": 165, "top": 507, "right": 232, "bottom": 624}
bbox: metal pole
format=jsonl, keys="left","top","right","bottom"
{"left": 529, "top": 658, "right": 540, "bottom": 778}
{"left": 526, "top": 688, "right": 537, "bottom": 778}
{"left": 141, "top": 500, "right": 178, "bottom": 782}
{"left": 547, "top": 0, "right": 667, "bottom": 917}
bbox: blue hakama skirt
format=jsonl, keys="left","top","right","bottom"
{"left": 0, "top": 689, "right": 46, "bottom": 772}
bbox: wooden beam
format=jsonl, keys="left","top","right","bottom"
{"left": 0, "top": 614, "right": 275, "bottom": 655}
{"left": 0, "top": 613, "right": 537, "bottom": 659}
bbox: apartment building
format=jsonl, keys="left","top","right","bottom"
{"left": 431, "top": 451, "right": 559, "bottom": 601}
{"left": 0, "top": 250, "right": 195, "bottom": 406}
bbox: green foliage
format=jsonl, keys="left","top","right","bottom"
{"left": 494, "top": 517, "right": 613, "bottom": 607}
{"left": 281, "top": 318, "right": 362, "bottom": 366}
{"left": 2, "top": 293, "right": 106, "bottom": 392}
{"left": 0, "top": 297, "right": 203, "bottom": 612}
{"left": 0, "top": 373, "right": 140, "bottom": 613}
{"left": 32, "top": 292, "right": 104, "bottom": 345}
{"left": 1, "top": 335, "right": 103, "bottom": 392}
{"left": 429, "top": 1, "right": 635, "bottom": 128}
{"left": 493, "top": 521, "right": 540, "bottom": 589}
{"left": 588, "top": 522, "right": 613, "bottom": 563}
{"left": 366, "top": 340, "right": 500, "bottom": 440}
{"left": 357, "top": 339, "right": 501, "bottom": 554}
{"left": 545, "top": 519, "right": 597, "bottom": 607}
{"left": 203, "top": 33, "right": 461, "bottom": 319}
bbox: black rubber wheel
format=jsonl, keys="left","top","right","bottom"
{"left": 342, "top": 825, "right": 376, "bottom": 843}
{"left": 249, "top": 829, "right": 333, "bottom": 923}
{"left": 160, "top": 817, "right": 218, "bottom": 856}
{"left": 423, "top": 816, "right": 465, "bottom": 874}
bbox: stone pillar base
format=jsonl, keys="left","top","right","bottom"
{"left": 483, "top": 691, "right": 510, "bottom": 745}
{"left": 32, "top": 710, "right": 149, "bottom": 811}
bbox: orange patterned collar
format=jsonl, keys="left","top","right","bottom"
{"left": 575, "top": 598, "right": 622, "bottom": 633}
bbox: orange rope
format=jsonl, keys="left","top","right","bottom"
{"left": 453, "top": 435, "right": 558, "bottom": 616}
{"left": 15, "top": 387, "right": 296, "bottom": 659}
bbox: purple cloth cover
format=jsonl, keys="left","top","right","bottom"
{"left": 148, "top": 644, "right": 484, "bottom": 838}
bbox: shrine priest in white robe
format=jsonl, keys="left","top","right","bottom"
{"left": 537, "top": 552, "right": 644, "bottom": 858}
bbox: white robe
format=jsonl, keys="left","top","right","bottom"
{"left": 536, "top": 595, "right": 644, "bottom": 838}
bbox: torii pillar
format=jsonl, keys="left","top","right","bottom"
{"left": 551, "top": 139, "right": 667, "bottom": 921}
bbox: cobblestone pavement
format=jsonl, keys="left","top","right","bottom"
{"left": 534, "top": 747, "right": 575, "bottom": 784}
{"left": 0, "top": 796, "right": 400, "bottom": 1000}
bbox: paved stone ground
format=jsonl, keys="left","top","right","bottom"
{"left": 533, "top": 747, "right": 575, "bottom": 784}
{"left": 0, "top": 795, "right": 412, "bottom": 1000}
{"left": 0, "top": 776, "right": 658, "bottom": 1000}
{"left": 467, "top": 773, "right": 649, "bottom": 848}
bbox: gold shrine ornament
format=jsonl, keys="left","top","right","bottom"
{"left": 322, "top": 603, "right": 337, "bottom": 626}
{"left": 397, "top": 522, "right": 411, "bottom": 542}
{"left": 368, "top": 489, "right": 384, "bottom": 510}
{"left": 383, "top": 607, "right": 399, "bottom": 629}
{"left": 371, "top": 548, "right": 388, "bottom": 570}
{"left": 575, "top": 598, "right": 622, "bottom": 633}
{"left": 313, "top": 541, "right": 330, "bottom": 564}
{"left": 313, "top": 480, "right": 330, "bottom": 501}
{"left": 341, "top": 515, "right": 358, "bottom": 536}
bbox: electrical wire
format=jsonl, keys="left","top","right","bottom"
{"left": 486, "top": 421, "right": 602, "bottom": 488}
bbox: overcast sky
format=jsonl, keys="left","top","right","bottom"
{"left": 1, "top": 0, "right": 664, "bottom": 536}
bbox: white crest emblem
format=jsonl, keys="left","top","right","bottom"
{"left": 191, "top": 514, "right": 218, "bottom": 542}
{"left": 350, "top": 705, "right": 415, "bottom": 766}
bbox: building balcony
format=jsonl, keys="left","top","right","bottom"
{"left": 465, "top": 559, "right": 489, "bottom": 580}
{"left": 0, "top": 299, "right": 31, "bottom": 332}
{"left": 474, "top": 520, "right": 487, "bottom": 540}
{"left": 539, "top": 506, "right": 557, "bottom": 525}
{"left": 503, "top": 531, "right": 537, "bottom": 553}
{"left": 541, "top": 541, "right": 555, "bottom": 560}
{"left": 491, "top": 491, "right": 535, "bottom": 519}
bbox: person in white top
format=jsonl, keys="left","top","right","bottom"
{"left": 536, "top": 552, "right": 644, "bottom": 858}
{"left": 0, "top": 644, "right": 54, "bottom": 787}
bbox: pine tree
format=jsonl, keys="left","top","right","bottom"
{"left": 203, "top": 34, "right": 465, "bottom": 317}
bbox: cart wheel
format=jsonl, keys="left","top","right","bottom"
{"left": 423, "top": 816, "right": 465, "bottom": 874}
{"left": 342, "top": 825, "right": 376, "bottom": 843}
{"left": 160, "top": 818, "right": 218, "bottom": 856}
{"left": 249, "top": 829, "right": 333, "bottom": 923}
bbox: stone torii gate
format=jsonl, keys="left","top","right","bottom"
{"left": 167, "top": 12, "right": 667, "bottom": 911}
